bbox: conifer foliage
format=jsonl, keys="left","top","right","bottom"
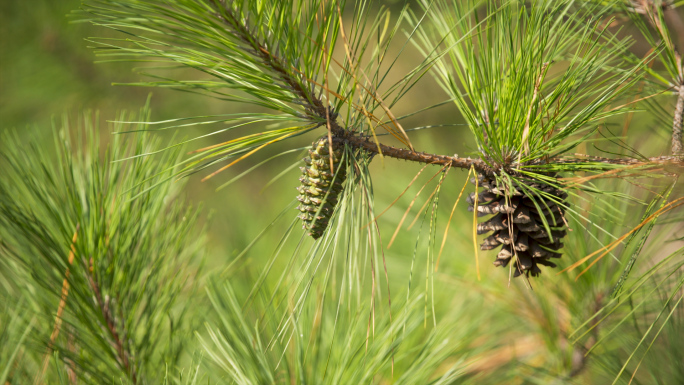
{"left": 0, "top": 110, "right": 205, "bottom": 384}
{"left": 2, "top": 0, "right": 684, "bottom": 384}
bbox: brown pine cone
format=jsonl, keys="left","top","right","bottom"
{"left": 467, "top": 174, "right": 567, "bottom": 277}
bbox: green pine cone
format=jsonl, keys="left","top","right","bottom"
{"left": 296, "top": 136, "right": 347, "bottom": 239}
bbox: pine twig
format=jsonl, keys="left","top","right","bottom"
{"left": 672, "top": 84, "right": 684, "bottom": 154}
{"left": 210, "top": 1, "right": 498, "bottom": 175}
{"left": 635, "top": 0, "right": 684, "bottom": 154}
{"left": 85, "top": 260, "right": 137, "bottom": 384}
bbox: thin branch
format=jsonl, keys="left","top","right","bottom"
{"left": 635, "top": 0, "right": 684, "bottom": 154}
{"left": 554, "top": 154, "right": 683, "bottom": 166}
{"left": 342, "top": 135, "right": 495, "bottom": 174}
{"left": 211, "top": 1, "right": 497, "bottom": 175}
{"left": 673, "top": 84, "right": 684, "bottom": 154}
{"left": 85, "top": 259, "right": 137, "bottom": 384}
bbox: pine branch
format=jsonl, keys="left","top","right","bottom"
{"left": 673, "top": 84, "right": 684, "bottom": 154}
{"left": 212, "top": 0, "right": 666, "bottom": 178}
{"left": 0, "top": 109, "right": 206, "bottom": 383}
{"left": 85, "top": 264, "right": 138, "bottom": 384}
{"left": 209, "top": 0, "right": 497, "bottom": 176}
{"left": 84, "top": 0, "right": 683, "bottom": 182}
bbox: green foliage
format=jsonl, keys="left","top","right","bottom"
{"left": 413, "top": 0, "right": 642, "bottom": 166}
{"left": 79, "top": 0, "right": 432, "bottom": 181}
{"left": 0, "top": 295, "right": 37, "bottom": 383}
{"left": 0, "top": 107, "right": 206, "bottom": 384}
{"left": 1, "top": 0, "right": 684, "bottom": 384}
{"left": 83, "top": 0, "right": 343, "bottom": 116}
{"left": 201, "top": 281, "right": 484, "bottom": 384}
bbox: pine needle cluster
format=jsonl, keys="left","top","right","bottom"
{"left": 0, "top": 108, "right": 205, "bottom": 384}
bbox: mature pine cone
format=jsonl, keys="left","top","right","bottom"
{"left": 296, "top": 136, "right": 347, "bottom": 239}
{"left": 467, "top": 174, "right": 568, "bottom": 277}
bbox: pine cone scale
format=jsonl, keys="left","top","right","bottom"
{"left": 296, "top": 136, "right": 347, "bottom": 239}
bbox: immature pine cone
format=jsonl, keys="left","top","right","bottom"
{"left": 296, "top": 136, "right": 347, "bottom": 239}
{"left": 467, "top": 174, "right": 567, "bottom": 277}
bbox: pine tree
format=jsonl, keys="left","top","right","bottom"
{"left": 2, "top": 0, "right": 684, "bottom": 384}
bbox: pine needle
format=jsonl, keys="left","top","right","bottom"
{"left": 559, "top": 197, "right": 684, "bottom": 279}
{"left": 436, "top": 167, "right": 473, "bottom": 271}
{"left": 387, "top": 165, "right": 447, "bottom": 248}
{"left": 370, "top": 164, "right": 428, "bottom": 225}
{"left": 201, "top": 130, "right": 300, "bottom": 181}
{"left": 407, "top": 166, "right": 450, "bottom": 230}
{"left": 472, "top": 166, "right": 481, "bottom": 281}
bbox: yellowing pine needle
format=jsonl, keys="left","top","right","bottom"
{"left": 378, "top": 11, "right": 391, "bottom": 45}
{"left": 284, "top": 30, "right": 411, "bottom": 146}
{"left": 407, "top": 166, "right": 450, "bottom": 230}
{"left": 366, "top": 164, "right": 428, "bottom": 228}
{"left": 604, "top": 86, "right": 675, "bottom": 115}
{"left": 293, "top": 33, "right": 408, "bottom": 145}
{"left": 363, "top": 105, "right": 410, "bottom": 147}
{"left": 38, "top": 225, "right": 80, "bottom": 384}
{"left": 333, "top": 9, "right": 413, "bottom": 149}
{"left": 363, "top": 79, "right": 414, "bottom": 151}
{"left": 387, "top": 166, "right": 446, "bottom": 248}
{"left": 436, "top": 167, "right": 473, "bottom": 271}
{"left": 564, "top": 162, "right": 652, "bottom": 187}
{"left": 190, "top": 130, "right": 268, "bottom": 154}
{"left": 472, "top": 166, "right": 481, "bottom": 281}
{"left": 558, "top": 197, "right": 684, "bottom": 279}
{"left": 201, "top": 130, "right": 300, "bottom": 182}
